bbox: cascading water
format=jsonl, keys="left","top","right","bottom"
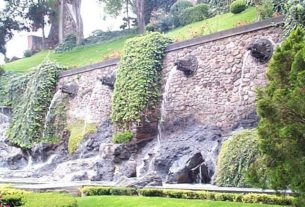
{"left": 238, "top": 51, "right": 250, "bottom": 105}
{"left": 83, "top": 81, "right": 100, "bottom": 134}
{"left": 158, "top": 67, "right": 177, "bottom": 144}
{"left": 42, "top": 90, "right": 63, "bottom": 138}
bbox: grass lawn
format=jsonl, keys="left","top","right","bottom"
{"left": 77, "top": 196, "right": 288, "bottom": 207}
{"left": 3, "top": 8, "right": 256, "bottom": 73}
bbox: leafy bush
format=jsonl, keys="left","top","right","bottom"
{"left": 256, "top": 0, "right": 274, "bottom": 20}
{"left": 81, "top": 186, "right": 294, "bottom": 205}
{"left": 230, "top": 0, "right": 247, "bottom": 14}
{"left": 113, "top": 131, "right": 133, "bottom": 144}
{"left": 284, "top": 0, "right": 305, "bottom": 36}
{"left": 111, "top": 33, "right": 171, "bottom": 132}
{"left": 170, "top": 0, "right": 193, "bottom": 27}
{"left": 68, "top": 120, "right": 97, "bottom": 154}
{"left": 0, "top": 71, "right": 20, "bottom": 106}
{"left": 146, "top": 10, "right": 174, "bottom": 33}
{"left": 55, "top": 34, "right": 77, "bottom": 53}
{"left": 82, "top": 187, "right": 112, "bottom": 196}
{"left": 215, "top": 129, "right": 261, "bottom": 187}
{"left": 178, "top": 4, "right": 210, "bottom": 26}
{"left": 7, "top": 60, "right": 65, "bottom": 148}
{"left": 23, "top": 50, "right": 33, "bottom": 58}
{"left": 138, "top": 188, "right": 165, "bottom": 197}
{"left": 110, "top": 187, "right": 137, "bottom": 196}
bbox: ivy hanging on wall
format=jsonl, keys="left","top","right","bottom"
{"left": 111, "top": 32, "right": 172, "bottom": 138}
{"left": 7, "top": 60, "right": 65, "bottom": 148}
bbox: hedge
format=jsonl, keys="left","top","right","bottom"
{"left": 81, "top": 186, "right": 294, "bottom": 206}
{"left": 178, "top": 4, "right": 210, "bottom": 26}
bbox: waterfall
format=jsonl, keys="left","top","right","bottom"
{"left": 238, "top": 51, "right": 250, "bottom": 105}
{"left": 157, "top": 67, "right": 177, "bottom": 144}
{"left": 82, "top": 82, "right": 100, "bottom": 136}
{"left": 42, "top": 90, "right": 63, "bottom": 138}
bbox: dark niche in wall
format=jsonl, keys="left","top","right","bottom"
{"left": 99, "top": 73, "right": 116, "bottom": 90}
{"left": 175, "top": 55, "right": 198, "bottom": 77}
{"left": 247, "top": 39, "right": 274, "bottom": 63}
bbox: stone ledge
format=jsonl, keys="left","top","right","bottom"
{"left": 59, "top": 16, "right": 284, "bottom": 78}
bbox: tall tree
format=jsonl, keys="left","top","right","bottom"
{"left": 136, "top": 0, "right": 145, "bottom": 33}
{"left": 255, "top": 27, "right": 305, "bottom": 206}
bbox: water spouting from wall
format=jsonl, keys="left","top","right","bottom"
{"left": 238, "top": 51, "right": 251, "bottom": 106}
{"left": 157, "top": 67, "right": 177, "bottom": 144}
{"left": 42, "top": 90, "right": 63, "bottom": 138}
{"left": 82, "top": 81, "right": 100, "bottom": 138}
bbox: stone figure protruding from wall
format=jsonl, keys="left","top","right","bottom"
{"left": 59, "top": 0, "right": 84, "bottom": 44}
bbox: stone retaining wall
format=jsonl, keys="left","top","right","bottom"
{"left": 58, "top": 17, "right": 284, "bottom": 132}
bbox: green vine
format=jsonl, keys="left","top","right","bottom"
{"left": 111, "top": 32, "right": 171, "bottom": 137}
{"left": 7, "top": 60, "right": 65, "bottom": 148}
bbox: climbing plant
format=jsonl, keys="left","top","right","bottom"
{"left": 7, "top": 60, "right": 65, "bottom": 148}
{"left": 111, "top": 32, "right": 171, "bottom": 140}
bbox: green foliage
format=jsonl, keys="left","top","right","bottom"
{"left": 111, "top": 32, "right": 171, "bottom": 132}
{"left": 254, "top": 27, "right": 305, "bottom": 205}
{"left": 256, "top": 0, "right": 274, "bottom": 20}
{"left": 178, "top": 4, "right": 210, "bottom": 26}
{"left": 284, "top": 0, "right": 305, "bottom": 37}
{"left": 215, "top": 129, "right": 261, "bottom": 188}
{"left": 67, "top": 120, "right": 97, "bottom": 154}
{"left": 145, "top": 10, "right": 174, "bottom": 33}
{"left": 81, "top": 186, "right": 294, "bottom": 205}
{"left": 23, "top": 49, "right": 33, "bottom": 58}
{"left": 230, "top": 0, "right": 247, "bottom": 14}
{"left": 170, "top": 0, "right": 194, "bottom": 27}
{"left": 82, "top": 187, "right": 112, "bottom": 196}
{"left": 0, "top": 71, "right": 20, "bottom": 106}
{"left": 7, "top": 60, "right": 65, "bottom": 148}
{"left": 55, "top": 34, "right": 77, "bottom": 53}
{"left": 113, "top": 131, "right": 133, "bottom": 144}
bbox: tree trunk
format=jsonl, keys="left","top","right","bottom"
{"left": 42, "top": 24, "right": 46, "bottom": 49}
{"left": 73, "top": 0, "right": 84, "bottom": 44}
{"left": 59, "top": 0, "right": 64, "bottom": 43}
{"left": 136, "top": 0, "right": 145, "bottom": 34}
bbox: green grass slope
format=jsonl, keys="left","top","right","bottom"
{"left": 4, "top": 8, "right": 256, "bottom": 73}
{"left": 77, "top": 196, "right": 288, "bottom": 207}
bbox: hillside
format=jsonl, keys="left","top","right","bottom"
{"left": 3, "top": 7, "right": 256, "bottom": 73}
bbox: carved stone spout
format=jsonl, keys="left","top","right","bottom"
{"left": 175, "top": 55, "right": 198, "bottom": 77}
{"left": 99, "top": 73, "right": 116, "bottom": 90}
{"left": 247, "top": 39, "right": 274, "bottom": 63}
{"left": 59, "top": 83, "right": 79, "bottom": 98}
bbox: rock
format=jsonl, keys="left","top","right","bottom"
{"left": 166, "top": 152, "right": 210, "bottom": 184}
{"left": 91, "top": 160, "right": 115, "bottom": 181}
{"left": 116, "top": 172, "right": 162, "bottom": 188}
{"left": 71, "top": 172, "right": 89, "bottom": 181}
{"left": 114, "top": 161, "right": 137, "bottom": 179}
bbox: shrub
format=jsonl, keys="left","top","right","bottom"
{"left": 178, "top": 4, "right": 210, "bottom": 26}
{"left": 146, "top": 10, "right": 174, "bottom": 33}
{"left": 170, "top": 0, "right": 193, "bottom": 27}
{"left": 256, "top": 0, "right": 274, "bottom": 20}
{"left": 138, "top": 188, "right": 165, "bottom": 197}
{"left": 81, "top": 186, "right": 294, "bottom": 205}
{"left": 68, "top": 120, "right": 97, "bottom": 154}
{"left": 215, "top": 129, "right": 261, "bottom": 188}
{"left": 82, "top": 187, "right": 112, "bottom": 196}
{"left": 113, "top": 131, "right": 133, "bottom": 144}
{"left": 230, "top": 0, "right": 247, "bottom": 14}
{"left": 55, "top": 34, "right": 77, "bottom": 53}
{"left": 7, "top": 61, "right": 65, "bottom": 148}
{"left": 111, "top": 33, "right": 171, "bottom": 131}
{"left": 110, "top": 187, "right": 137, "bottom": 196}
{"left": 23, "top": 50, "right": 33, "bottom": 58}
{"left": 0, "top": 71, "right": 20, "bottom": 106}
{"left": 284, "top": 0, "right": 305, "bottom": 36}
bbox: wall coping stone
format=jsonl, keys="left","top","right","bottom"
{"left": 59, "top": 16, "right": 284, "bottom": 78}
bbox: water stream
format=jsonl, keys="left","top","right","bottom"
{"left": 42, "top": 90, "right": 63, "bottom": 138}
